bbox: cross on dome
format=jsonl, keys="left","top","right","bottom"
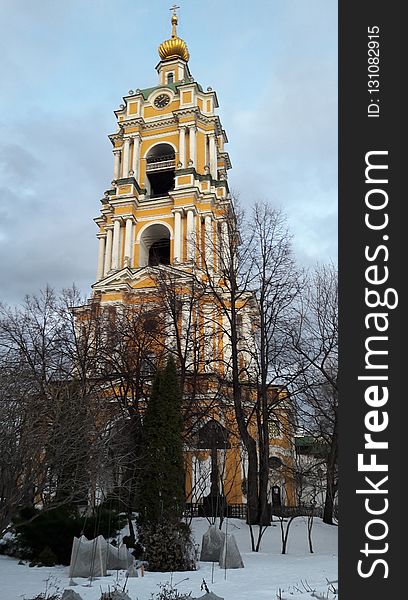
{"left": 158, "top": 4, "right": 190, "bottom": 62}
{"left": 170, "top": 4, "right": 180, "bottom": 38}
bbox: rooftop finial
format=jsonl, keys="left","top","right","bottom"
{"left": 158, "top": 5, "right": 189, "bottom": 62}
{"left": 170, "top": 4, "right": 180, "bottom": 38}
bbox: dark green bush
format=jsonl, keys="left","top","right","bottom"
{"left": 142, "top": 521, "right": 196, "bottom": 572}
{"left": 13, "top": 506, "right": 126, "bottom": 565}
{"left": 37, "top": 545, "right": 58, "bottom": 566}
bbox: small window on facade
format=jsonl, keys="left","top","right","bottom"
{"left": 167, "top": 72, "right": 174, "bottom": 84}
{"left": 143, "top": 315, "right": 158, "bottom": 332}
{"left": 268, "top": 418, "right": 281, "bottom": 438}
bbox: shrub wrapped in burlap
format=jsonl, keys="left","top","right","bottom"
{"left": 219, "top": 533, "right": 244, "bottom": 569}
{"left": 69, "top": 535, "right": 107, "bottom": 578}
{"left": 61, "top": 590, "right": 84, "bottom": 600}
{"left": 200, "top": 526, "right": 225, "bottom": 562}
{"left": 106, "top": 542, "right": 133, "bottom": 571}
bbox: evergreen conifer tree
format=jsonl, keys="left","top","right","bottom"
{"left": 138, "top": 356, "right": 185, "bottom": 527}
{"left": 137, "top": 357, "right": 195, "bottom": 571}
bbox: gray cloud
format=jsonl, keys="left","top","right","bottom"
{"left": 0, "top": 110, "right": 110, "bottom": 303}
{"left": 0, "top": 0, "right": 337, "bottom": 305}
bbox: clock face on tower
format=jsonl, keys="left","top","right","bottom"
{"left": 154, "top": 93, "right": 171, "bottom": 109}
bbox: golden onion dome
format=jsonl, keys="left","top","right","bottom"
{"left": 158, "top": 12, "right": 190, "bottom": 62}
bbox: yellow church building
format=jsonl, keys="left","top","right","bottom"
{"left": 86, "top": 8, "right": 296, "bottom": 513}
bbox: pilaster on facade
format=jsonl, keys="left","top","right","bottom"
{"left": 202, "top": 212, "right": 215, "bottom": 271}
{"left": 172, "top": 208, "right": 184, "bottom": 264}
{"left": 130, "top": 134, "right": 141, "bottom": 182}
{"left": 111, "top": 217, "right": 123, "bottom": 271}
{"left": 113, "top": 149, "right": 121, "bottom": 180}
{"left": 185, "top": 205, "right": 197, "bottom": 263}
{"left": 208, "top": 132, "right": 218, "bottom": 180}
{"left": 178, "top": 126, "right": 187, "bottom": 168}
{"left": 121, "top": 137, "right": 132, "bottom": 178}
{"left": 123, "top": 215, "right": 137, "bottom": 268}
{"left": 188, "top": 124, "right": 197, "bottom": 167}
{"left": 103, "top": 226, "right": 113, "bottom": 277}
{"left": 96, "top": 233, "right": 106, "bottom": 282}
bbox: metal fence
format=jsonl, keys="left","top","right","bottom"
{"left": 184, "top": 502, "right": 322, "bottom": 520}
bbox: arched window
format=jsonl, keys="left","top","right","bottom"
{"left": 145, "top": 143, "right": 175, "bottom": 198}
{"left": 149, "top": 238, "right": 170, "bottom": 265}
{"left": 139, "top": 223, "right": 171, "bottom": 267}
{"left": 167, "top": 72, "right": 174, "bottom": 84}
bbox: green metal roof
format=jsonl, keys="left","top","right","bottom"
{"left": 139, "top": 81, "right": 204, "bottom": 100}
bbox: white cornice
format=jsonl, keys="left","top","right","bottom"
{"left": 143, "top": 117, "right": 178, "bottom": 129}
{"left": 169, "top": 187, "right": 200, "bottom": 203}
{"left": 121, "top": 118, "right": 144, "bottom": 128}
{"left": 108, "top": 198, "right": 139, "bottom": 210}
{"left": 93, "top": 263, "right": 197, "bottom": 293}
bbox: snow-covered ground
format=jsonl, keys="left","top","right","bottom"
{"left": 0, "top": 517, "right": 338, "bottom": 600}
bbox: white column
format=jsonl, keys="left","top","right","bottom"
{"left": 111, "top": 219, "right": 121, "bottom": 270}
{"left": 204, "top": 215, "right": 213, "bottom": 269}
{"left": 179, "top": 127, "right": 186, "bottom": 167}
{"left": 209, "top": 133, "right": 217, "bottom": 179}
{"left": 103, "top": 228, "right": 113, "bottom": 276}
{"left": 181, "top": 302, "right": 193, "bottom": 364}
{"left": 221, "top": 220, "right": 229, "bottom": 265}
{"left": 113, "top": 150, "right": 121, "bottom": 180}
{"left": 213, "top": 220, "right": 218, "bottom": 272}
{"left": 186, "top": 209, "right": 196, "bottom": 261}
{"left": 203, "top": 305, "right": 214, "bottom": 372}
{"left": 189, "top": 125, "right": 197, "bottom": 167}
{"left": 96, "top": 235, "right": 106, "bottom": 281}
{"left": 131, "top": 135, "right": 141, "bottom": 181}
{"left": 124, "top": 218, "right": 134, "bottom": 267}
{"left": 173, "top": 210, "right": 182, "bottom": 263}
{"left": 222, "top": 311, "right": 232, "bottom": 375}
{"left": 121, "top": 138, "right": 131, "bottom": 178}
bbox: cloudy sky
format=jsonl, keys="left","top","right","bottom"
{"left": 0, "top": 0, "right": 337, "bottom": 305}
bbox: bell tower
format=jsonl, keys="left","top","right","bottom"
{"left": 93, "top": 7, "right": 232, "bottom": 297}
{"left": 84, "top": 9, "right": 297, "bottom": 511}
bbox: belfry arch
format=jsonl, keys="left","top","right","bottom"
{"left": 138, "top": 223, "right": 172, "bottom": 267}
{"left": 145, "top": 143, "right": 176, "bottom": 198}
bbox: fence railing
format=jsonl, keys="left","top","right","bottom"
{"left": 146, "top": 157, "right": 176, "bottom": 172}
{"left": 183, "top": 502, "right": 322, "bottom": 520}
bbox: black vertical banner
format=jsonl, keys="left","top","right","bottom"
{"left": 339, "top": 1, "right": 405, "bottom": 598}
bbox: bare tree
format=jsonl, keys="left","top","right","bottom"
{"left": 151, "top": 267, "right": 225, "bottom": 439}
{"left": 194, "top": 199, "right": 301, "bottom": 541}
{"left": 195, "top": 201, "right": 261, "bottom": 526}
{"left": 0, "top": 287, "right": 105, "bottom": 534}
{"left": 290, "top": 264, "right": 338, "bottom": 524}
{"left": 248, "top": 202, "right": 300, "bottom": 535}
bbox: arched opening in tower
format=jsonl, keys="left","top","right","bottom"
{"left": 149, "top": 238, "right": 170, "bottom": 265}
{"left": 139, "top": 223, "right": 171, "bottom": 267}
{"left": 146, "top": 143, "right": 176, "bottom": 198}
